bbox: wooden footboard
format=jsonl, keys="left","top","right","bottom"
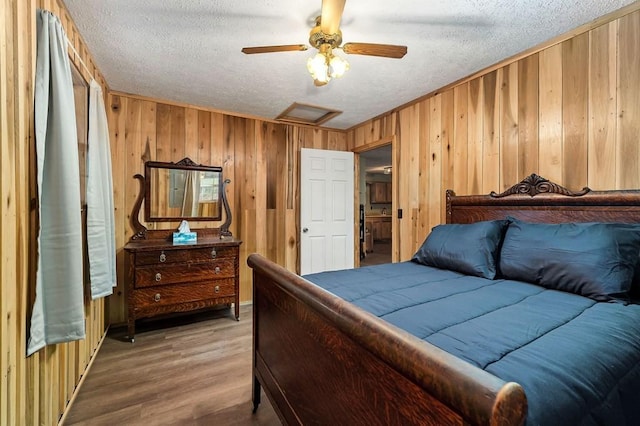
{"left": 248, "top": 254, "right": 527, "bottom": 426}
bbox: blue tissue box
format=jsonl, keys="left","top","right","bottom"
{"left": 172, "top": 232, "right": 197, "bottom": 245}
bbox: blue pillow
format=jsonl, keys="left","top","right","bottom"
{"left": 629, "top": 255, "right": 640, "bottom": 302}
{"left": 412, "top": 220, "right": 510, "bottom": 279}
{"left": 499, "top": 219, "right": 640, "bottom": 302}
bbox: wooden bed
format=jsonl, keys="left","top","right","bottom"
{"left": 247, "top": 174, "right": 640, "bottom": 425}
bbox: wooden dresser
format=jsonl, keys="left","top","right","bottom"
{"left": 124, "top": 234, "right": 242, "bottom": 342}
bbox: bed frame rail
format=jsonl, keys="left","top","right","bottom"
{"left": 248, "top": 253, "right": 527, "bottom": 426}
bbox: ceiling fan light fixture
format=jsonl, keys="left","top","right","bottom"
{"left": 307, "top": 51, "right": 330, "bottom": 83}
{"left": 306, "top": 44, "right": 348, "bottom": 85}
{"left": 328, "top": 53, "right": 349, "bottom": 78}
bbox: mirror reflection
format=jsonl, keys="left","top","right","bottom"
{"left": 146, "top": 162, "right": 223, "bottom": 221}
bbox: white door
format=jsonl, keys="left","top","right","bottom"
{"left": 300, "top": 148, "right": 354, "bottom": 275}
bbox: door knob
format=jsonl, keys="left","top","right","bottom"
{"left": 302, "top": 227, "right": 309, "bottom": 233}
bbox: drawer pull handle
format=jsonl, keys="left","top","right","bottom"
{"left": 159, "top": 252, "right": 166, "bottom": 263}
{"left": 214, "top": 285, "right": 220, "bottom": 293}
{"left": 155, "top": 273, "right": 162, "bottom": 282}
{"left": 211, "top": 249, "right": 217, "bottom": 258}
{"left": 154, "top": 293, "right": 161, "bottom": 302}
{"left": 214, "top": 266, "right": 221, "bottom": 274}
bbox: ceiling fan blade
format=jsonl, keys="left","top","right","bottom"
{"left": 241, "top": 44, "right": 308, "bottom": 54}
{"left": 342, "top": 43, "right": 407, "bottom": 59}
{"left": 320, "top": 0, "right": 346, "bottom": 35}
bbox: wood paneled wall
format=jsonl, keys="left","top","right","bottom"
{"left": 1, "top": 0, "right": 109, "bottom": 424}
{"left": 106, "top": 93, "right": 348, "bottom": 324}
{"left": 347, "top": 8, "right": 640, "bottom": 263}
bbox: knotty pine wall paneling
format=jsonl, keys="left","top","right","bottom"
{"left": 427, "top": 95, "right": 443, "bottom": 246}
{"left": 347, "top": 8, "right": 640, "bottom": 264}
{"left": 518, "top": 54, "right": 540, "bottom": 178}
{"left": 588, "top": 22, "right": 617, "bottom": 189}
{"left": 396, "top": 105, "right": 418, "bottom": 260}
{"left": 2, "top": 0, "right": 108, "bottom": 424}
{"left": 467, "top": 77, "right": 484, "bottom": 195}
{"left": 482, "top": 70, "right": 500, "bottom": 194}
{"left": 1, "top": 1, "right": 29, "bottom": 424}
{"left": 538, "top": 43, "right": 563, "bottom": 184}
{"left": 617, "top": 12, "right": 640, "bottom": 189}
{"left": 452, "top": 83, "right": 469, "bottom": 195}
{"left": 440, "top": 90, "right": 455, "bottom": 210}
{"left": 562, "top": 33, "right": 589, "bottom": 190}
{"left": 499, "top": 62, "right": 519, "bottom": 188}
{"left": 107, "top": 94, "right": 348, "bottom": 325}
{"left": 417, "top": 102, "right": 430, "bottom": 253}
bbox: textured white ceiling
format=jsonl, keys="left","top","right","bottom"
{"left": 64, "top": 0, "right": 635, "bottom": 130}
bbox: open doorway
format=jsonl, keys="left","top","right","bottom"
{"left": 358, "top": 144, "right": 392, "bottom": 266}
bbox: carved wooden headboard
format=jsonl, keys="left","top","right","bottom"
{"left": 447, "top": 174, "right": 640, "bottom": 225}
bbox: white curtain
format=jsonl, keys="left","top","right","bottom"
{"left": 181, "top": 170, "right": 201, "bottom": 216}
{"left": 87, "top": 79, "right": 117, "bottom": 299}
{"left": 28, "top": 10, "right": 85, "bottom": 356}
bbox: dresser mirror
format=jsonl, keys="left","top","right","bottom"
{"left": 129, "top": 157, "right": 233, "bottom": 240}
{"left": 145, "top": 158, "right": 223, "bottom": 221}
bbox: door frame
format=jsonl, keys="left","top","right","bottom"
{"left": 352, "top": 135, "right": 397, "bottom": 267}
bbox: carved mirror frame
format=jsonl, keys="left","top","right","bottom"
{"left": 129, "top": 157, "right": 233, "bottom": 240}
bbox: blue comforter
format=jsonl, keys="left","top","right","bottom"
{"left": 304, "top": 262, "right": 640, "bottom": 425}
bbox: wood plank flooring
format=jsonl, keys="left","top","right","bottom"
{"left": 64, "top": 305, "right": 281, "bottom": 425}
{"left": 361, "top": 241, "right": 391, "bottom": 267}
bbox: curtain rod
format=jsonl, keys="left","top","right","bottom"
{"left": 65, "top": 37, "right": 94, "bottom": 82}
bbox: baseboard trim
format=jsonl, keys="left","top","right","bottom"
{"left": 58, "top": 325, "right": 110, "bottom": 426}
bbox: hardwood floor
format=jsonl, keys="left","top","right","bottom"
{"left": 64, "top": 305, "right": 281, "bottom": 426}
{"left": 361, "top": 240, "right": 391, "bottom": 267}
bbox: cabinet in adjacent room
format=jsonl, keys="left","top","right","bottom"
{"left": 370, "top": 182, "right": 392, "bottom": 204}
{"left": 368, "top": 216, "right": 392, "bottom": 241}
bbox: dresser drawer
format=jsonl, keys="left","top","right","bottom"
{"left": 135, "top": 246, "right": 237, "bottom": 266}
{"left": 131, "top": 279, "right": 236, "bottom": 310}
{"left": 125, "top": 237, "right": 242, "bottom": 340}
{"left": 134, "top": 258, "right": 235, "bottom": 288}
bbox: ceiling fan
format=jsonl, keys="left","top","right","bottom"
{"left": 241, "top": 0, "right": 407, "bottom": 86}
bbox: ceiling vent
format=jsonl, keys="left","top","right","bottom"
{"left": 275, "top": 102, "right": 342, "bottom": 126}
